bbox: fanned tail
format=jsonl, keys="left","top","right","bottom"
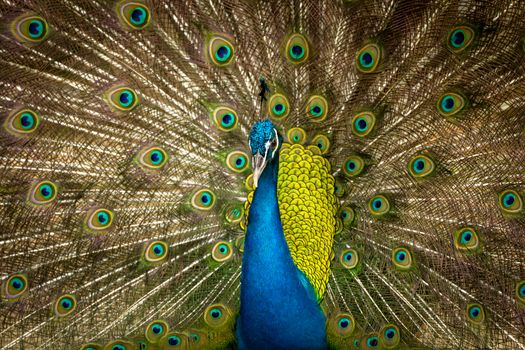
{"left": 1, "top": 0, "right": 525, "bottom": 349}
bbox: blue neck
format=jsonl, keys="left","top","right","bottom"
{"left": 237, "top": 155, "right": 327, "bottom": 350}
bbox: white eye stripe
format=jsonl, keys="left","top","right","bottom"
{"left": 272, "top": 129, "right": 279, "bottom": 158}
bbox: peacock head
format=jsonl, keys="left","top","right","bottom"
{"left": 248, "top": 119, "right": 281, "bottom": 188}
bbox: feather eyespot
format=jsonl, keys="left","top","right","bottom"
{"left": 4, "top": 108, "right": 41, "bottom": 136}
{"left": 224, "top": 204, "right": 244, "bottom": 224}
{"left": 159, "top": 332, "right": 188, "bottom": 348}
{"left": 211, "top": 241, "right": 233, "bottom": 262}
{"left": 329, "top": 313, "right": 356, "bottom": 337}
{"left": 499, "top": 189, "right": 523, "bottom": 215}
{"left": 245, "top": 174, "right": 254, "bottom": 191}
{"left": 305, "top": 95, "right": 328, "bottom": 122}
{"left": 516, "top": 280, "right": 525, "bottom": 304}
{"left": 143, "top": 241, "right": 168, "bottom": 263}
{"left": 213, "top": 107, "right": 238, "bottom": 131}
{"left": 391, "top": 247, "right": 414, "bottom": 271}
{"left": 12, "top": 14, "right": 49, "bottom": 43}
{"left": 408, "top": 154, "right": 435, "bottom": 178}
{"left": 235, "top": 236, "right": 245, "bottom": 253}
{"left": 204, "top": 304, "right": 232, "bottom": 328}
{"left": 79, "top": 343, "right": 102, "bottom": 350}
{"left": 29, "top": 180, "right": 58, "bottom": 205}
{"left": 352, "top": 111, "right": 376, "bottom": 137}
{"left": 105, "top": 86, "right": 139, "bottom": 112}
{"left": 466, "top": 303, "right": 485, "bottom": 324}
{"left": 368, "top": 195, "right": 391, "bottom": 217}
{"left": 340, "top": 249, "right": 359, "bottom": 269}
{"left": 285, "top": 34, "right": 309, "bottom": 64}
{"left": 343, "top": 155, "right": 365, "bottom": 178}
{"left": 363, "top": 334, "right": 380, "bottom": 349}
{"left": 191, "top": 189, "right": 216, "bottom": 211}
{"left": 380, "top": 324, "right": 400, "bottom": 349}
{"left": 187, "top": 329, "right": 207, "bottom": 347}
{"left": 54, "top": 294, "right": 77, "bottom": 318}
{"left": 311, "top": 134, "right": 330, "bottom": 154}
{"left": 334, "top": 179, "right": 347, "bottom": 198}
{"left": 356, "top": 44, "right": 382, "bottom": 73}
{"left": 117, "top": 1, "right": 151, "bottom": 30}
{"left": 208, "top": 35, "right": 235, "bottom": 66}
{"left": 145, "top": 320, "right": 169, "bottom": 343}
{"left": 137, "top": 146, "right": 168, "bottom": 169}
{"left": 437, "top": 92, "right": 467, "bottom": 117}
{"left": 226, "top": 151, "right": 249, "bottom": 173}
{"left": 447, "top": 25, "right": 475, "bottom": 53}
{"left": 106, "top": 340, "right": 134, "bottom": 350}
{"left": 268, "top": 93, "right": 290, "bottom": 120}
{"left": 286, "top": 127, "right": 307, "bottom": 144}
{"left": 2, "top": 274, "right": 29, "bottom": 301}
{"left": 339, "top": 207, "right": 356, "bottom": 227}
{"left": 85, "top": 208, "right": 114, "bottom": 232}
{"left": 454, "top": 227, "right": 480, "bottom": 252}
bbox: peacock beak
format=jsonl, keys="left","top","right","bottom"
{"left": 251, "top": 153, "right": 268, "bottom": 189}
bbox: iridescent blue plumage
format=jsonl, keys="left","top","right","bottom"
{"left": 237, "top": 121, "right": 327, "bottom": 349}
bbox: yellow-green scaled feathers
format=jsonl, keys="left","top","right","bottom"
{"left": 243, "top": 142, "right": 337, "bottom": 300}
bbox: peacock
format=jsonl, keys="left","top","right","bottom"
{"left": 1, "top": 0, "right": 525, "bottom": 349}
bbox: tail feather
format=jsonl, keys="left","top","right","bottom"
{"left": 1, "top": 0, "right": 525, "bottom": 349}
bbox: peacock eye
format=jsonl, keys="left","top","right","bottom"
{"left": 12, "top": 14, "right": 50, "bottom": 43}
{"left": 54, "top": 294, "right": 77, "bottom": 318}
{"left": 271, "top": 139, "right": 277, "bottom": 148}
